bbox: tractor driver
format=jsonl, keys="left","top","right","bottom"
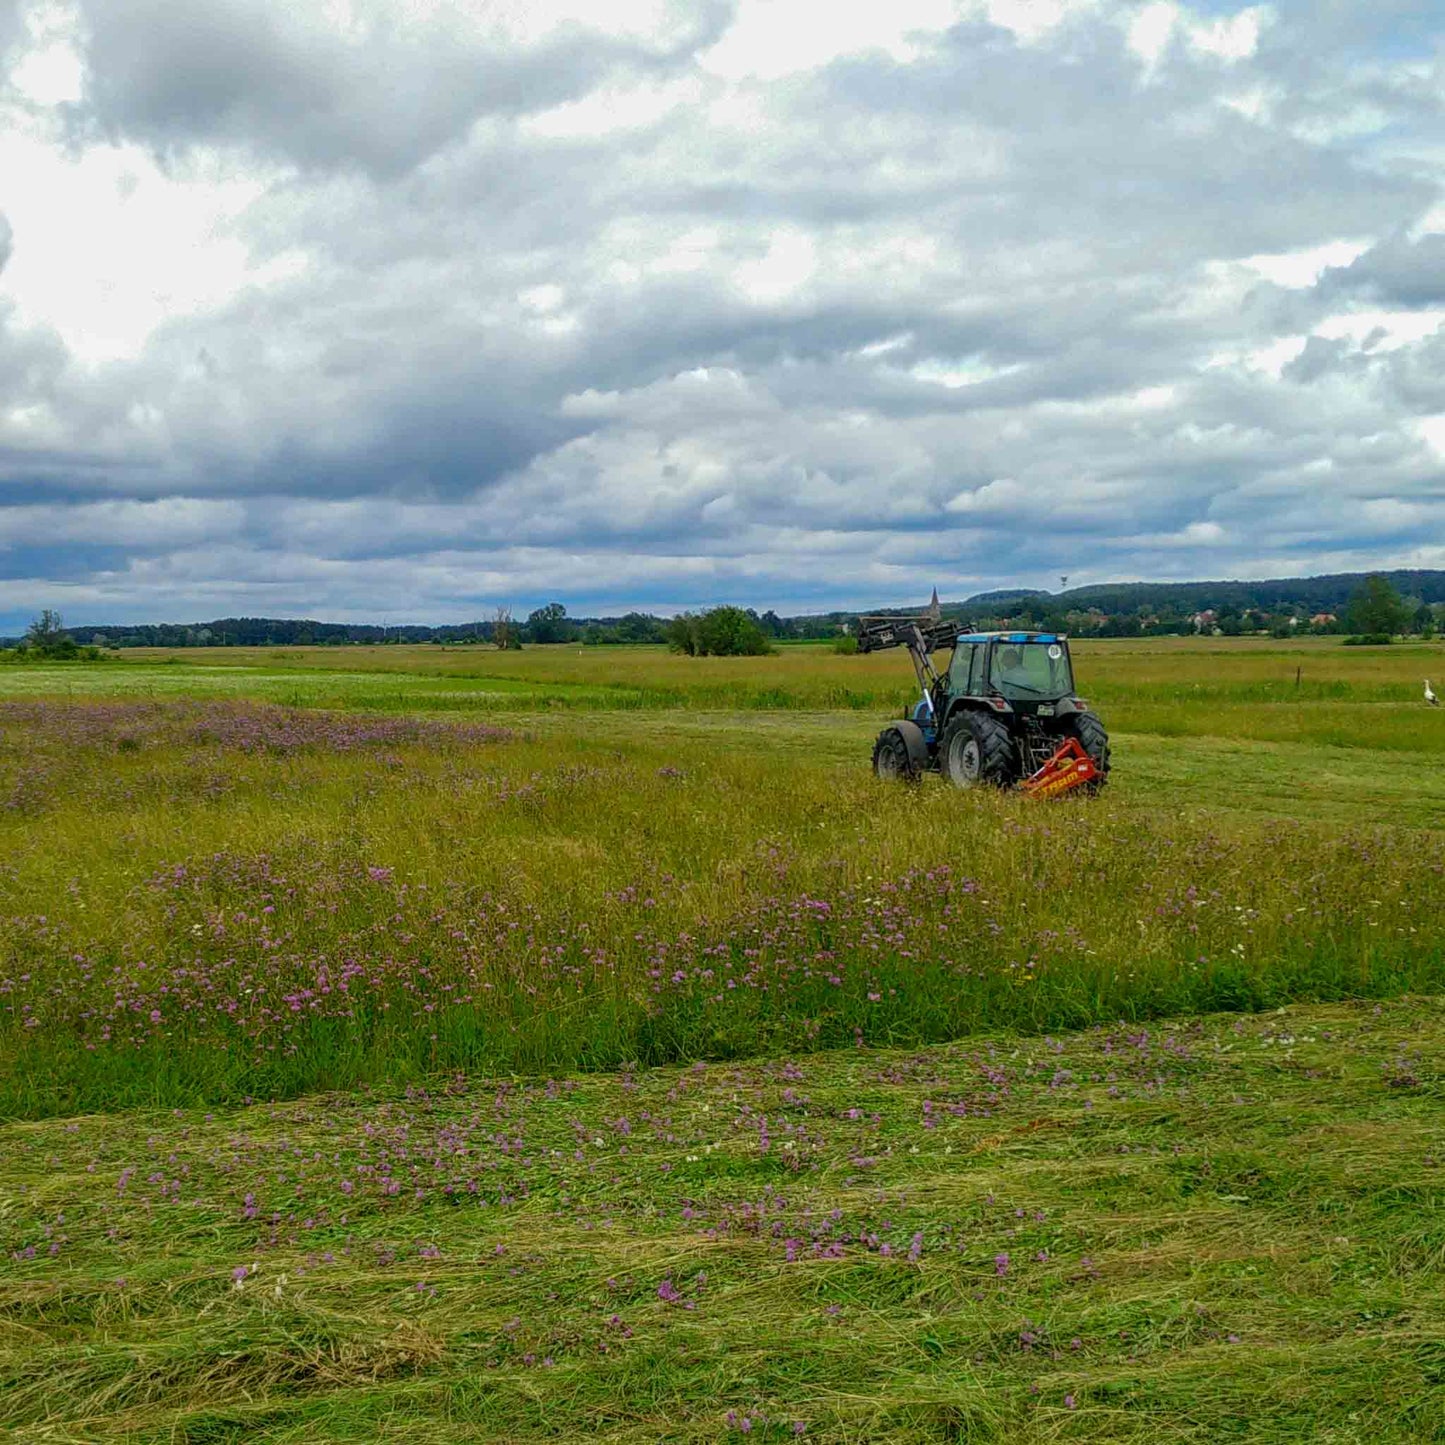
{"left": 995, "top": 644, "right": 1032, "bottom": 690}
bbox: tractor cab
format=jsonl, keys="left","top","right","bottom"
{"left": 947, "top": 632, "right": 1078, "bottom": 711}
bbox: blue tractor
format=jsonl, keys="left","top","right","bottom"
{"left": 858, "top": 614, "right": 1110, "bottom": 795}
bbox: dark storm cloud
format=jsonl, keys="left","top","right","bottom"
{"left": 70, "top": 0, "right": 732, "bottom": 176}
{"left": 1319, "top": 234, "right": 1445, "bottom": 308}
{"left": 246, "top": 388, "right": 593, "bottom": 501}
{"left": 1376, "top": 328, "right": 1445, "bottom": 414}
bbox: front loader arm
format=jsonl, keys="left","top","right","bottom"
{"left": 856, "top": 615, "right": 957, "bottom": 714}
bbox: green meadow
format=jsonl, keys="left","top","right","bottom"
{"left": 2, "top": 636, "right": 1443, "bottom": 1440}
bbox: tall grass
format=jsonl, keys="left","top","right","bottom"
{"left": 3, "top": 698, "right": 1442, "bottom": 1117}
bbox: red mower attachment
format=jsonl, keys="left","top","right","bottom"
{"left": 1019, "top": 737, "right": 1100, "bottom": 799}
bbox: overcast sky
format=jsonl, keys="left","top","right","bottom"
{"left": 1, "top": 0, "right": 1442, "bottom": 625}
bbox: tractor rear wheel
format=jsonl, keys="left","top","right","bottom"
{"left": 1066, "top": 710, "right": 1110, "bottom": 791}
{"left": 872, "top": 726, "right": 920, "bottom": 782}
{"left": 941, "top": 712, "right": 1016, "bottom": 789}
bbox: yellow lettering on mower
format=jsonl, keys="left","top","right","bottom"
{"left": 1019, "top": 738, "right": 1099, "bottom": 799}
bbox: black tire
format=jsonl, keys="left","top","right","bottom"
{"left": 941, "top": 711, "right": 1016, "bottom": 789}
{"left": 1066, "top": 710, "right": 1110, "bottom": 791}
{"left": 872, "top": 726, "right": 919, "bottom": 782}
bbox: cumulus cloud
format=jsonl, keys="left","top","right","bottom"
{"left": 70, "top": 0, "right": 728, "bottom": 176}
{"left": 0, "top": 0, "right": 1443, "bottom": 623}
{"left": 1320, "top": 233, "right": 1445, "bottom": 308}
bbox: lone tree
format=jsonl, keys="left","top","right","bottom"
{"left": 1345, "top": 576, "right": 1408, "bottom": 638}
{"left": 25, "top": 609, "right": 68, "bottom": 649}
{"left": 493, "top": 606, "right": 519, "bottom": 650}
{"left": 525, "top": 602, "right": 575, "bottom": 645}
{"left": 20, "top": 609, "right": 79, "bottom": 658}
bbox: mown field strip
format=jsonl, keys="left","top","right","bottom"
{"left": 2, "top": 1000, "right": 1441, "bottom": 1442}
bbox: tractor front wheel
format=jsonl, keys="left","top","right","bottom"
{"left": 941, "top": 712, "right": 1016, "bottom": 789}
{"left": 872, "top": 726, "right": 920, "bottom": 782}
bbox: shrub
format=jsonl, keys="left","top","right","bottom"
{"left": 664, "top": 613, "right": 701, "bottom": 655}
{"left": 696, "top": 607, "right": 773, "bottom": 657}
{"left": 667, "top": 607, "right": 773, "bottom": 656}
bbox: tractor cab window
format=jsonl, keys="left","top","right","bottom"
{"left": 989, "top": 641, "right": 1073, "bottom": 699}
{"left": 950, "top": 643, "right": 977, "bottom": 694}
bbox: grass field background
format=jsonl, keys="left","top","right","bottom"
{"left": 2, "top": 637, "right": 1443, "bottom": 1439}
{"left": 7, "top": 634, "right": 1445, "bottom": 747}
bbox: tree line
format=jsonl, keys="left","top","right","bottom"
{"left": 999, "top": 574, "right": 1438, "bottom": 641}
{"left": 7, "top": 572, "right": 1443, "bottom": 660}
{"left": 2, "top": 604, "right": 790, "bottom": 657}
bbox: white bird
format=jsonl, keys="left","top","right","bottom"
{"left": 1427, "top": 679, "right": 1440, "bottom": 706}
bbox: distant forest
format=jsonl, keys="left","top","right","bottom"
{"left": 10, "top": 568, "right": 1445, "bottom": 648}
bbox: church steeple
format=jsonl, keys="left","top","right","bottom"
{"left": 927, "top": 587, "right": 940, "bottom": 619}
